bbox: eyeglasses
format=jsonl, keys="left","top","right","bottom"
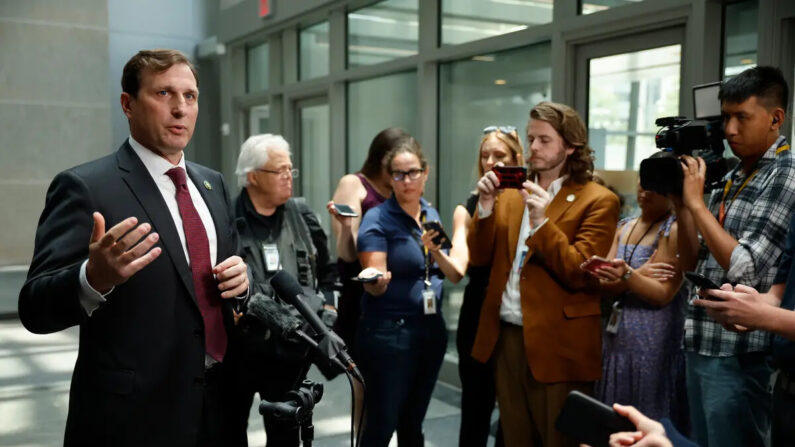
{"left": 483, "top": 125, "right": 517, "bottom": 136}
{"left": 391, "top": 168, "right": 424, "bottom": 182}
{"left": 256, "top": 168, "right": 299, "bottom": 179}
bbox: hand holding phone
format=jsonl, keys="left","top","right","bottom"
{"left": 331, "top": 202, "right": 359, "bottom": 218}
{"left": 555, "top": 391, "right": 635, "bottom": 447}
{"left": 684, "top": 271, "right": 721, "bottom": 291}
{"left": 350, "top": 273, "right": 382, "bottom": 283}
{"left": 493, "top": 165, "right": 527, "bottom": 189}
{"left": 422, "top": 221, "right": 452, "bottom": 250}
{"left": 580, "top": 256, "right": 613, "bottom": 274}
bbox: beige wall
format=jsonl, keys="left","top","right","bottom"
{"left": 0, "top": 0, "right": 111, "bottom": 266}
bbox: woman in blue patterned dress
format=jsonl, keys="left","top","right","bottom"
{"left": 586, "top": 180, "right": 690, "bottom": 432}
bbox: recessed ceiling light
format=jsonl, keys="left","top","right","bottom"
{"left": 495, "top": 79, "right": 507, "bottom": 85}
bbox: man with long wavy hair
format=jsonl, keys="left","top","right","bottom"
{"left": 468, "top": 101, "right": 620, "bottom": 446}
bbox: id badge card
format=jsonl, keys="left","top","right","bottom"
{"left": 605, "top": 301, "right": 623, "bottom": 335}
{"left": 422, "top": 288, "right": 437, "bottom": 315}
{"left": 262, "top": 243, "right": 280, "bottom": 271}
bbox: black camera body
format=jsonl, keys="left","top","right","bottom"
{"left": 640, "top": 82, "right": 736, "bottom": 195}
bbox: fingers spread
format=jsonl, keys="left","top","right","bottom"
{"left": 102, "top": 217, "right": 139, "bottom": 247}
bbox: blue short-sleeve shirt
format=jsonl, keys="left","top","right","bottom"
{"left": 357, "top": 195, "right": 446, "bottom": 318}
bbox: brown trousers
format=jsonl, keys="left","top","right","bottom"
{"left": 493, "top": 324, "right": 593, "bottom": 447}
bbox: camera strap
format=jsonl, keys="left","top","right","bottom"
{"left": 719, "top": 143, "right": 790, "bottom": 226}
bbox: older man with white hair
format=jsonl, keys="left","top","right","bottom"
{"left": 224, "top": 134, "right": 337, "bottom": 447}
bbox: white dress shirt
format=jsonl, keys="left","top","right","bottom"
{"left": 479, "top": 176, "right": 566, "bottom": 326}
{"left": 79, "top": 136, "right": 218, "bottom": 315}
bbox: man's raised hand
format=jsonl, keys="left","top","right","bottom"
{"left": 85, "top": 212, "right": 161, "bottom": 293}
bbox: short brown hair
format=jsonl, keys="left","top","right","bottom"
{"left": 121, "top": 49, "right": 198, "bottom": 98}
{"left": 529, "top": 101, "right": 594, "bottom": 184}
{"left": 477, "top": 130, "right": 524, "bottom": 178}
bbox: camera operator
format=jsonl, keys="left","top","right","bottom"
{"left": 675, "top": 66, "right": 793, "bottom": 447}
{"left": 225, "top": 134, "right": 338, "bottom": 446}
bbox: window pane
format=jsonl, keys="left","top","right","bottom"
{"left": 438, "top": 43, "right": 551, "bottom": 348}
{"left": 347, "top": 71, "right": 418, "bottom": 171}
{"left": 300, "top": 22, "right": 330, "bottom": 80}
{"left": 246, "top": 42, "right": 269, "bottom": 93}
{"left": 581, "top": 0, "right": 644, "bottom": 15}
{"left": 248, "top": 105, "right": 270, "bottom": 136}
{"left": 348, "top": 0, "right": 418, "bottom": 67}
{"left": 723, "top": 0, "right": 758, "bottom": 78}
{"left": 588, "top": 44, "right": 681, "bottom": 213}
{"left": 300, "top": 103, "right": 332, "bottom": 238}
{"left": 441, "top": 0, "right": 551, "bottom": 46}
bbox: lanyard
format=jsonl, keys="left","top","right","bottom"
{"left": 417, "top": 211, "right": 431, "bottom": 289}
{"left": 623, "top": 212, "right": 671, "bottom": 265}
{"left": 718, "top": 143, "right": 790, "bottom": 226}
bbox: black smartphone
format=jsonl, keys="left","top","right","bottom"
{"left": 422, "top": 221, "right": 453, "bottom": 250}
{"left": 333, "top": 203, "right": 359, "bottom": 218}
{"left": 684, "top": 271, "right": 720, "bottom": 290}
{"left": 555, "top": 391, "right": 635, "bottom": 447}
{"left": 492, "top": 165, "right": 527, "bottom": 189}
{"left": 350, "top": 273, "right": 382, "bottom": 283}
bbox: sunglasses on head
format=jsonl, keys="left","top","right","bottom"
{"left": 483, "top": 125, "right": 517, "bottom": 136}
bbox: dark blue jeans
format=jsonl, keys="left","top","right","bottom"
{"left": 356, "top": 314, "right": 448, "bottom": 447}
{"left": 685, "top": 351, "right": 773, "bottom": 447}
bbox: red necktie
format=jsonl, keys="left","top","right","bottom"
{"left": 165, "top": 167, "right": 227, "bottom": 362}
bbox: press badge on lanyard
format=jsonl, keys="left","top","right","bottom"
{"left": 419, "top": 214, "right": 437, "bottom": 314}
{"left": 262, "top": 243, "right": 280, "bottom": 271}
{"left": 605, "top": 301, "right": 623, "bottom": 335}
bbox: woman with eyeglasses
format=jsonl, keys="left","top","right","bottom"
{"left": 437, "top": 125, "right": 523, "bottom": 447}
{"left": 327, "top": 128, "right": 411, "bottom": 354}
{"left": 355, "top": 136, "right": 458, "bottom": 446}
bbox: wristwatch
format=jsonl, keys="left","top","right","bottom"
{"left": 621, "top": 267, "right": 633, "bottom": 281}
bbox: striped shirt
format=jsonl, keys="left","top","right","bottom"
{"left": 685, "top": 136, "right": 795, "bottom": 356}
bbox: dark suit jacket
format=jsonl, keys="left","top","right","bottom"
{"left": 468, "top": 181, "right": 619, "bottom": 383}
{"left": 18, "top": 141, "right": 240, "bottom": 447}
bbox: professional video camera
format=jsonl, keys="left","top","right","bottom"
{"left": 640, "top": 82, "right": 738, "bottom": 195}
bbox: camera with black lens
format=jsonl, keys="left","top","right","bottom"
{"left": 640, "top": 82, "right": 737, "bottom": 195}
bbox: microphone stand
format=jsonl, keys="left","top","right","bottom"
{"left": 259, "top": 380, "right": 324, "bottom": 447}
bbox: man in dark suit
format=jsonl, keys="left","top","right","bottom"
{"left": 18, "top": 49, "right": 249, "bottom": 447}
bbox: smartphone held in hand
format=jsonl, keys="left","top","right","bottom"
{"left": 580, "top": 256, "right": 613, "bottom": 274}
{"left": 332, "top": 203, "right": 359, "bottom": 218}
{"left": 493, "top": 165, "right": 527, "bottom": 189}
{"left": 422, "top": 221, "right": 453, "bottom": 250}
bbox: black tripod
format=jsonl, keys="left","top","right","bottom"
{"left": 259, "top": 380, "right": 324, "bottom": 447}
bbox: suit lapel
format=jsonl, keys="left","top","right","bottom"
{"left": 117, "top": 142, "right": 197, "bottom": 303}
{"left": 546, "top": 182, "right": 584, "bottom": 224}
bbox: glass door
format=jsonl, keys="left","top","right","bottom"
{"left": 574, "top": 27, "right": 684, "bottom": 217}
{"left": 296, "top": 98, "right": 332, "bottom": 240}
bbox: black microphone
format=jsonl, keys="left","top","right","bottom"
{"left": 270, "top": 271, "right": 365, "bottom": 383}
{"left": 246, "top": 292, "right": 301, "bottom": 340}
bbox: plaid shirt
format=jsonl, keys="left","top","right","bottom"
{"left": 685, "top": 136, "right": 795, "bottom": 356}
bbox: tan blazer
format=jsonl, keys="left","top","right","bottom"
{"left": 468, "top": 181, "right": 619, "bottom": 383}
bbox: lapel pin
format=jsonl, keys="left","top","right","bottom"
{"left": 203, "top": 180, "right": 212, "bottom": 191}
{"left": 566, "top": 194, "right": 575, "bottom": 203}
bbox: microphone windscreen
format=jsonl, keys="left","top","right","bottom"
{"left": 270, "top": 271, "right": 305, "bottom": 306}
{"left": 246, "top": 293, "right": 300, "bottom": 340}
